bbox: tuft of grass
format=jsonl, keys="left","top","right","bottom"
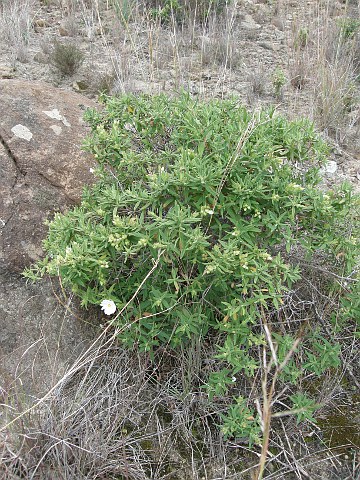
{"left": 0, "top": 343, "right": 234, "bottom": 480}
{"left": 247, "top": 66, "right": 266, "bottom": 97}
{"left": 200, "top": 6, "right": 239, "bottom": 69}
{"left": 50, "top": 40, "right": 85, "bottom": 76}
{"left": 338, "top": 16, "right": 360, "bottom": 41}
{"left": 293, "top": 26, "right": 309, "bottom": 50}
{"left": 314, "top": 60, "right": 357, "bottom": 140}
{"left": 145, "top": 0, "right": 230, "bottom": 25}
{"left": 289, "top": 57, "right": 308, "bottom": 90}
{"left": 311, "top": 12, "right": 360, "bottom": 141}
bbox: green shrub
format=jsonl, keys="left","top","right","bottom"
{"left": 50, "top": 41, "right": 84, "bottom": 76}
{"left": 338, "top": 17, "right": 360, "bottom": 40}
{"left": 25, "top": 93, "right": 359, "bottom": 441}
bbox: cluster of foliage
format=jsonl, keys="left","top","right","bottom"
{"left": 338, "top": 16, "right": 360, "bottom": 40}
{"left": 146, "top": 0, "right": 228, "bottom": 24}
{"left": 25, "top": 93, "right": 359, "bottom": 442}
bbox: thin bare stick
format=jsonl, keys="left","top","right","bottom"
{"left": 256, "top": 310, "right": 303, "bottom": 480}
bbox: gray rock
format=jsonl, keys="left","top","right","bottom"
{"left": 34, "top": 52, "right": 49, "bottom": 64}
{"left": 241, "top": 14, "right": 261, "bottom": 31}
{"left": 259, "top": 41, "right": 281, "bottom": 52}
{"left": 0, "top": 66, "right": 15, "bottom": 79}
{"left": 0, "top": 79, "right": 96, "bottom": 272}
{"left": 321, "top": 160, "right": 338, "bottom": 175}
{"left": 0, "top": 80, "right": 98, "bottom": 396}
{"left": 0, "top": 271, "right": 98, "bottom": 396}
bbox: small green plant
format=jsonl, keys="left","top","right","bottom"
{"left": 50, "top": 41, "right": 84, "bottom": 76}
{"left": 272, "top": 67, "right": 287, "bottom": 98}
{"left": 149, "top": 0, "right": 181, "bottom": 23}
{"left": 338, "top": 17, "right": 360, "bottom": 40}
{"left": 304, "top": 336, "right": 341, "bottom": 375}
{"left": 147, "top": 0, "right": 229, "bottom": 24}
{"left": 221, "top": 396, "right": 261, "bottom": 445}
{"left": 112, "top": 0, "right": 135, "bottom": 23}
{"left": 289, "top": 393, "right": 318, "bottom": 424}
{"left": 294, "top": 27, "right": 309, "bottom": 49}
{"left": 24, "top": 93, "right": 359, "bottom": 443}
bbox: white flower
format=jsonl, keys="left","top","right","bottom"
{"left": 231, "top": 376, "right": 237, "bottom": 383}
{"left": 100, "top": 299, "right": 116, "bottom": 315}
{"left": 89, "top": 168, "right": 95, "bottom": 173}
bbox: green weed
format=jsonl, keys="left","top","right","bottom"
{"left": 272, "top": 67, "right": 287, "bottom": 98}
{"left": 147, "top": 0, "right": 229, "bottom": 24}
{"left": 338, "top": 17, "right": 360, "bottom": 41}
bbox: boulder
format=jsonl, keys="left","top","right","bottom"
{"left": 0, "top": 79, "right": 97, "bottom": 272}
{"left": 0, "top": 271, "right": 99, "bottom": 397}
{"left": 240, "top": 14, "right": 261, "bottom": 31}
{"left": 0, "top": 80, "right": 99, "bottom": 396}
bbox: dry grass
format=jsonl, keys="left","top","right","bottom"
{"left": 0, "top": 0, "right": 34, "bottom": 63}
{"left": 247, "top": 66, "right": 267, "bottom": 98}
{"left": 314, "top": 60, "right": 357, "bottom": 141}
{"left": 0, "top": 342, "right": 242, "bottom": 480}
{"left": 289, "top": 57, "right": 308, "bottom": 91}
{"left": 284, "top": 1, "right": 360, "bottom": 143}
{"left": 311, "top": 7, "right": 360, "bottom": 142}
{"left": 76, "top": 0, "right": 243, "bottom": 95}
{"left": 59, "top": 14, "right": 80, "bottom": 36}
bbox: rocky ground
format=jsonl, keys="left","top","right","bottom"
{"left": 1, "top": 0, "right": 360, "bottom": 190}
